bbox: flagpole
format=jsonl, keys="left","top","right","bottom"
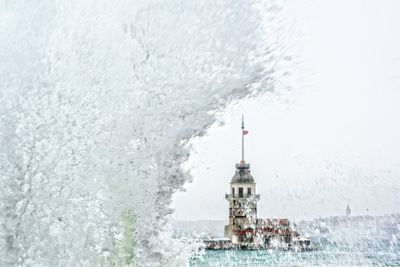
{"left": 241, "top": 115, "right": 244, "bottom": 162}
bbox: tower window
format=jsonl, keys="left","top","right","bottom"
{"left": 232, "top": 188, "right": 235, "bottom": 195}
{"left": 247, "top": 187, "right": 251, "bottom": 195}
{"left": 238, "top": 187, "right": 243, "bottom": 197}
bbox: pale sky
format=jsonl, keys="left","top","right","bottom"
{"left": 172, "top": 0, "right": 400, "bottom": 221}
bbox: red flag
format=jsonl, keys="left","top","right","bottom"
{"left": 242, "top": 130, "right": 248, "bottom": 135}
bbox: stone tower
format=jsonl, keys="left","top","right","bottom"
{"left": 224, "top": 117, "right": 260, "bottom": 244}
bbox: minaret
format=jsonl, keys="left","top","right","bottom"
{"left": 346, "top": 204, "right": 351, "bottom": 216}
{"left": 224, "top": 116, "right": 260, "bottom": 245}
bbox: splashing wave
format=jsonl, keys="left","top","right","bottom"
{"left": 0, "top": 0, "right": 290, "bottom": 265}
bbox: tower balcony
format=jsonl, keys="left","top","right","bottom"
{"left": 225, "top": 193, "right": 260, "bottom": 201}
{"left": 236, "top": 163, "right": 250, "bottom": 169}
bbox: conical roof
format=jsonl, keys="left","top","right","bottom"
{"left": 231, "top": 161, "right": 255, "bottom": 183}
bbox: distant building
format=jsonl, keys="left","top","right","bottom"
{"left": 346, "top": 204, "right": 351, "bottom": 216}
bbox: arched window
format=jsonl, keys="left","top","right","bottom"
{"left": 238, "top": 187, "right": 243, "bottom": 197}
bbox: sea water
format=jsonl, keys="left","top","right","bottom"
{"left": 183, "top": 215, "right": 400, "bottom": 266}
{"left": 191, "top": 242, "right": 400, "bottom": 266}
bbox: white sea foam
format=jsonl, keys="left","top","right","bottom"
{"left": 0, "top": 1, "right": 291, "bottom": 266}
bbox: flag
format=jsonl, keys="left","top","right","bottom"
{"left": 242, "top": 130, "right": 248, "bottom": 135}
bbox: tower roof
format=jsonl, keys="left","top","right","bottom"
{"left": 231, "top": 161, "right": 255, "bottom": 184}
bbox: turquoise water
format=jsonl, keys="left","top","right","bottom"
{"left": 191, "top": 243, "right": 400, "bottom": 266}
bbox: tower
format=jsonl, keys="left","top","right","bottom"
{"left": 224, "top": 116, "right": 260, "bottom": 245}
{"left": 346, "top": 204, "right": 351, "bottom": 216}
